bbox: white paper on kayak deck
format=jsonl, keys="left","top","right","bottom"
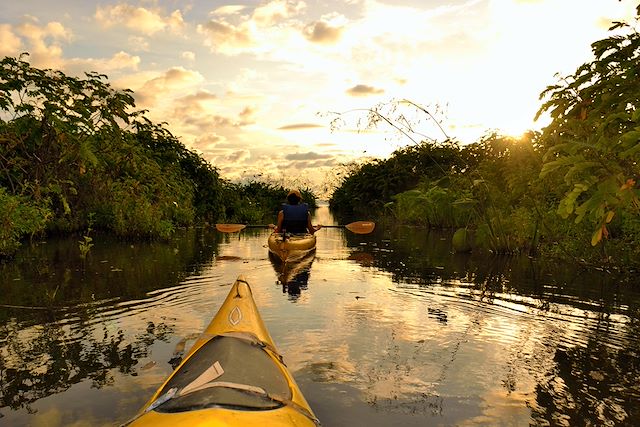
{"left": 180, "top": 361, "right": 225, "bottom": 396}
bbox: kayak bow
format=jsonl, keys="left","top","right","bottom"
{"left": 126, "top": 275, "right": 319, "bottom": 426}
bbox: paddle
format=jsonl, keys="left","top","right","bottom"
{"left": 215, "top": 221, "right": 375, "bottom": 235}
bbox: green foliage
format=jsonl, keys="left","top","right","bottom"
{"left": 392, "top": 179, "right": 472, "bottom": 228}
{"left": 0, "top": 186, "right": 51, "bottom": 256}
{"left": 330, "top": 141, "right": 464, "bottom": 216}
{"left": 78, "top": 213, "right": 95, "bottom": 259}
{"left": 452, "top": 228, "right": 472, "bottom": 253}
{"left": 473, "top": 206, "right": 539, "bottom": 254}
{"left": 328, "top": 11, "right": 640, "bottom": 265}
{"left": 0, "top": 55, "right": 321, "bottom": 254}
{"left": 331, "top": 128, "right": 550, "bottom": 255}
{"left": 537, "top": 12, "right": 640, "bottom": 245}
{"left": 0, "top": 54, "right": 226, "bottom": 250}
{"left": 78, "top": 235, "right": 93, "bottom": 259}
{"left": 222, "top": 181, "right": 318, "bottom": 223}
{"left": 460, "top": 133, "right": 547, "bottom": 254}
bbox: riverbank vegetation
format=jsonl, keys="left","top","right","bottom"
{"left": 330, "top": 11, "right": 640, "bottom": 269}
{"left": 0, "top": 55, "right": 315, "bottom": 257}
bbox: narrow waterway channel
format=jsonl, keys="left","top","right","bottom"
{"left": 1, "top": 205, "right": 639, "bottom": 426}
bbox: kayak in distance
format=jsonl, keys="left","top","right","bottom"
{"left": 124, "top": 275, "right": 319, "bottom": 427}
{"left": 267, "top": 233, "right": 317, "bottom": 263}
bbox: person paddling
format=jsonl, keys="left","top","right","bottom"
{"left": 274, "top": 189, "right": 321, "bottom": 234}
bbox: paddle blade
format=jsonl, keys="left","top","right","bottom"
{"left": 344, "top": 221, "right": 375, "bottom": 234}
{"left": 215, "top": 224, "right": 247, "bottom": 233}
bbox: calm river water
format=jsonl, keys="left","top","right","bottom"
{"left": 1, "top": 205, "right": 639, "bottom": 426}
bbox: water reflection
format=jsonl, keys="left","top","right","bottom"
{"left": 269, "top": 251, "right": 315, "bottom": 301}
{"left": 1, "top": 212, "right": 640, "bottom": 426}
{"left": 531, "top": 337, "right": 640, "bottom": 425}
{"left": 338, "top": 225, "right": 640, "bottom": 426}
{"left": 0, "top": 228, "right": 220, "bottom": 422}
{"left": 0, "top": 319, "right": 172, "bottom": 413}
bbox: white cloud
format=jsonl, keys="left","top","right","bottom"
{"left": 66, "top": 51, "right": 141, "bottom": 75}
{"left": 197, "top": 0, "right": 309, "bottom": 55}
{"left": 11, "top": 20, "right": 73, "bottom": 68}
{"left": 303, "top": 20, "right": 344, "bottom": 44}
{"left": 95, "top": 4, "right": 185, "bottom": 35}
{"left": 346, "top": 84, "right": 384, "bottom": 97}
{"left": 197, "top": 19, "right": 255, "bottom": 52}
{"left": 212, "top": 5, "right": 247, "bottom": 16}
{"left": 0, "top": 24, "right": 22, "bottom": 57}
{"left": 252, "top": 0, "right": 306, "bottom": 26}
{"left": 181, "top": 51, "right": 196, "bottom": 61}
{"left": 128, "top": 36, "right": 150, "bottom": 52}
{"left": 127, "top": 67, "right": 206, "bottom": 107}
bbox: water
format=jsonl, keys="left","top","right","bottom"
{"left": 1, "top": 205, "right": 639, "bottom": 426}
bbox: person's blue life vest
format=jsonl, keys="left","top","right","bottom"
{"left": 281, "top": 203, "right": 309, "bottom": 233}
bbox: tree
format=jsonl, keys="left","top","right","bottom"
{"left": 537, "top": 8, "right": 640, "bottom": 246}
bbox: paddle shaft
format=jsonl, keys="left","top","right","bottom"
{"left": 216, "top": 220, "right": 375, "bottom": 234}
{"left": 240, "top": 224, "right": 356, "bottom": 229}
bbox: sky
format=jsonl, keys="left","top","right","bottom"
{"left": 0, "top": 0, "right": 637, "bottom": 193}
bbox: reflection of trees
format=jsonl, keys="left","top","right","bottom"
{"left": 0, "top": 228, "right": 220, "bottom": 318}
{"left": 345, "top": 225, "right": 640, "bottom": 425}
{"left": 344, "top": 226, "right": 639, "bottom": 310}
{"left": 0, "top": 320, "right": 173, "bottom": 412}
{"left": 531, "top": 334, "right": 640, "bottom": 425}
{"left": 0, "top": 228, "right": 221, "bottom": 412}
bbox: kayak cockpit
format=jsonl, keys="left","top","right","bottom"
{"left": 153, "top": 335, "right": 291, "bottom": 412}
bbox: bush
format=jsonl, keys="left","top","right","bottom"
{"left": 0, "top": 187, "right": 51, "bottom": 256}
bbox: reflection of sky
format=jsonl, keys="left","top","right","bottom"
{"left": 3, "top": 206, "right": 640, "bottom": 425}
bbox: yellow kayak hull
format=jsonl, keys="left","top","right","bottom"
{"left": 267, "top": 233, "right": 316, "bottom": 263}
{"left": 127, "top": 276, "right": 318, "bottom": 426}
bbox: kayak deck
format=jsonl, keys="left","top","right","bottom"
{"left": 126, "top": 276, "right": 318, "bottom": 426}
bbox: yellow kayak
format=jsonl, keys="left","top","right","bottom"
{"left": 125, "top": 275, "right": 319, "bottom": 426}
{"left": 267, "top": 233, "right": 316, "bottom": 263}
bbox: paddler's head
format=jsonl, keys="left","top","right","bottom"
{"left": 287, "top": 188, "right": 302, "bottom": 204}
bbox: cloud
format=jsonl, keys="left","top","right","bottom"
{"left": 66, "top": 51, "right": 140, "bottom": 75}
{"left": 170, "top": 90, "right": 256, "bottom": 136}
{"left": 195, "top": 133, "right": 225, "bottom": 149}
{"left": 346, "top": 84, "right": 385, "bottom": 97}
{"left": 132, "top": 67, "right": 205, "bottom": 106}
{"left": 0, "top": 24, "right": 22, "bottom": 57}
{"left": 283, "top": 158, "right": 339, "bottom": 169}
{"left": 177, "top": 91, "right": 219, "bottom": 105}
{"left": 183, "top": 114, "right": 240, "bottom": 130}
{"left": 252, "top": 0, "right": 306, "bottom": 26}
{"left": 95, "top": 4, "right": 184, "bottom": 35}
{"left": 128, "top": 36, "right": 150, "bottom": 52}
{"left": 278, "top": 123, "right": 324, "bottom": 130}
{"left": 0, "top": 19, "right": 139, "bottom": 76}
{"left": 11, "top": 20, "right": 73, "bottom": 68}
{"left": 197, "top": 20, "right": 254, "bottom": 52}
{"left": 285, "top": 152, "right": 333, "bottom": 161}
{"left": 197, "top": 0, "right": 307, "bottom": 55}
{"left": 212, "top": 5, "right": 248, "bottom": 16}
{"left": 226, "top": 149, "right": 251, "bottom": 162}
{"left": 303, "top": 20, "right": 344, "bottom": 44}
{"left": 182, "top": 51, "right": 196, "bottom": 61}
{"left": 239, "top": 106, "right": 256, "bottom": 123}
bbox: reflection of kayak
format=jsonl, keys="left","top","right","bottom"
{"left": 127, "top": 275, "right": 319, "bottom": 426}
{"left": 268, "top": 233, "right": 316, "bottom": 263}
{"left": 270, "top": 251, "right": 315, "bottom": 285}
{"left": 270, "top": 251, "right": 315, "bottom": 299}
